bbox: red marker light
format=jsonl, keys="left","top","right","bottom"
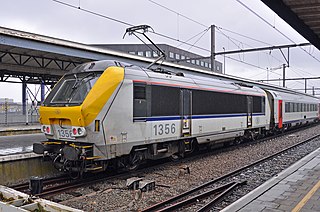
{"left": 46, "top": 127, "right": 50, "bottom": 134}
{"left": 73, "top": 128, "right": 77, "bottom": 135}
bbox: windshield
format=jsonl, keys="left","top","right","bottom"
{"left": 43, "top": 72, "right": 101, "bottom": 106}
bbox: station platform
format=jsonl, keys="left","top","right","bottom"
{"left": 222, "top": 147, "right": 320, "bottom": 212}
{"left": 0, "top": 123, "right": 41, "bottom": 136}
{"left": 0, "top": 124, "right": 43, "bottom": 156}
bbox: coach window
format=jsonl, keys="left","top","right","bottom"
{"left": 285, "top": 102, "right": 289, "bottom": 112}
{"left": 137, "top": 51, "right": 144, "bottom": 56}
{"left": 133, "top": 83, "right": 147, "bottom": 120}
{"left": 289, "top": 102, "right": 294, "bottom": 112}
{"left": 129, "top": 51, "right": 136, "bottom": 55}
{"left": 201, "top": 61, "right": 204, "bottom": 66}
{"left": 191, "top": 59, "right": 195, "bottom": 64}
{"left": 169, "top": 52, "right": 174, "bottom": 58}
{"left": 298, "top": 103, "right": 301, "bottom": 112}
{"left": 181, "top": 55, "right": 185, "bottom": 60}
{"left": 186, "top": 57, "right": 190, "bottom": 63}
{"left": 196, "top": 60, "right": 200, "bottom": 66}
{"left": 253, "top": 96, "right": 263, "bottom": 113}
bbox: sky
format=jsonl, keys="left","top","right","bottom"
{"left": 1, "top": 0, "right": 320, "bottom": 102}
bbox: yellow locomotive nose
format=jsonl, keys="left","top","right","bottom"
{"left": 39, "top": 106, "right": 86, "bottom": 139}
{"left": 39, "top": 106, "right": 84, "bottom": 127}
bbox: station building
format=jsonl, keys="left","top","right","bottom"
{"left": 92, "top": 44, "right": 223, "bottom": 74}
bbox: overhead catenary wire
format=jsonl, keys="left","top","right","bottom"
{"left": 176, "top": 27, "right": 210, "bottom": 48}
{"left": 236, "top": 0, "right": 320, "bottom": 63}
{"left": 225, "top": 55, "right": 267, "bottom": 71}
{"left": 216, "top": 26, "right": 271, "bottom": 46}
{"left": 54, "top": 0, "right": 318, "bottom": 89}
{"left": 147, "top": 0, "right": 302, "bottom": 71}
{"left": 52, "top": 0, "right": 210, "bottom": 53}
{"left": 188, "top": 27, "right": 210, "bottom": 51}
{"left": 148, "top": 0, "right": 272, "bottom": 47}
{"left": 149, "top": 0, "right": 319, "bottom": 90}
{"left": 147, "top": 0, "right": 208, "bottom": 28}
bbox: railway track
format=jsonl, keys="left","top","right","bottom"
{"left": 12, "top": 171, "right": 126, "bottom": 198}
{"left": 149, "top": 181, "right": 246, "bottom": 212}
{"left": 141, "top": 133, "right": 320, "bottom": 211}
{"left": 9, "top": 124, "right": 320, "bottom": 206}
{"left": 10, "top": 175, "right": 69, "bottom": 191}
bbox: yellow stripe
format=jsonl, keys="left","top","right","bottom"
{"left": 291, "top": 179, "right": 320, "bottom": 212}
{"left": 69, "top": 143, "right": 92, "bottom": 149}
{"left": 43, "top": 141, "right": 63, "bottom": 145}
{"left": 85, "top": 156, "right": 102, "bottom": 160}
{"left": 81, "top": 66, "right": 124, "bottom": 126}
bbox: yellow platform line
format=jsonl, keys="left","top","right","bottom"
{"left": 291, "top": 179, "right": 320, "bottom": 212}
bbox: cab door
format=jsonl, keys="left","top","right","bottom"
{"left": 181, "top": 89, "right": 191, "bottom": 136}
{"left": 247, "top": 96, "right": 253, "bottom": 128}
{"left": 278, "top": 100, "right": 283, "bottom": 128}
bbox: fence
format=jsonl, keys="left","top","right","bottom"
{"left": 0, "top": 101, "right": 39, "bottom": 126}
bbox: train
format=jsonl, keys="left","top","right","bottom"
{"left": 33, "top": 60, "right": 320, "bottom": 176}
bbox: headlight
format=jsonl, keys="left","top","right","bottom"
{"left": 41, "top": 125, "right": 53, "bottom": 135}
{"left": 71, "top": 126, "right": 86, "bottom": 137}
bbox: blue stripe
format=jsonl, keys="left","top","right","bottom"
{"left": 191, "top": 113, "right": 247, "bottom": 119}
{"left": 134, "top": 113, "right": 265, "bottom": 122}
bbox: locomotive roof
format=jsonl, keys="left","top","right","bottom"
{"left": 67, "top": 60, "right": 319, "bottom": 101}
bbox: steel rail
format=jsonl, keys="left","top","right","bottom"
{"left": 142, "top": 133, "right": 320, "bottom": 212}
{"left": 157, "top": 181, "right": 246, "bottom": 212}
{"left": 197, "top": 181, "right": 245, "bottom": 212}
{"left": 11, "top": 175, "right": 69, "bottom": 191}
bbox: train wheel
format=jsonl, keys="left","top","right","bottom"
{"left": 126, "top": 151, "right": 143, "bottom": 171}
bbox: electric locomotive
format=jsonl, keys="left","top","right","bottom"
{"left": 33, "top": 60, "right": 319, "bottom": 175}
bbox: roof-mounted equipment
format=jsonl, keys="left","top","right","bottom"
{"left": 123, "top": 25, "right": 166, "bottom": 69}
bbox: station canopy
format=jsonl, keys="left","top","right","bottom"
{"left": 262, "top": 0, "right": 320, "bottom": 50}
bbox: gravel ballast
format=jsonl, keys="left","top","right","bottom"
{"left": 55, "top": 124, "right": 320, "bottom": 211}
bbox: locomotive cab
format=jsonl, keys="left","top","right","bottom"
{"left": 34, "top": 61, "right": 126, "bottom": 175}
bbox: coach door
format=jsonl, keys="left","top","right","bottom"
{"left": 247, "top": 96, "right": 253, "bottom": 128}
{"left": 181, "top": 89, "right": 191, "bottom": 136}
{"left": 278, "top": 100, "right": 283, "bottom": 128}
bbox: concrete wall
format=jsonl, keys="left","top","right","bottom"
{"left": 0, "top": 154, "right": 58, "bottom": 185}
